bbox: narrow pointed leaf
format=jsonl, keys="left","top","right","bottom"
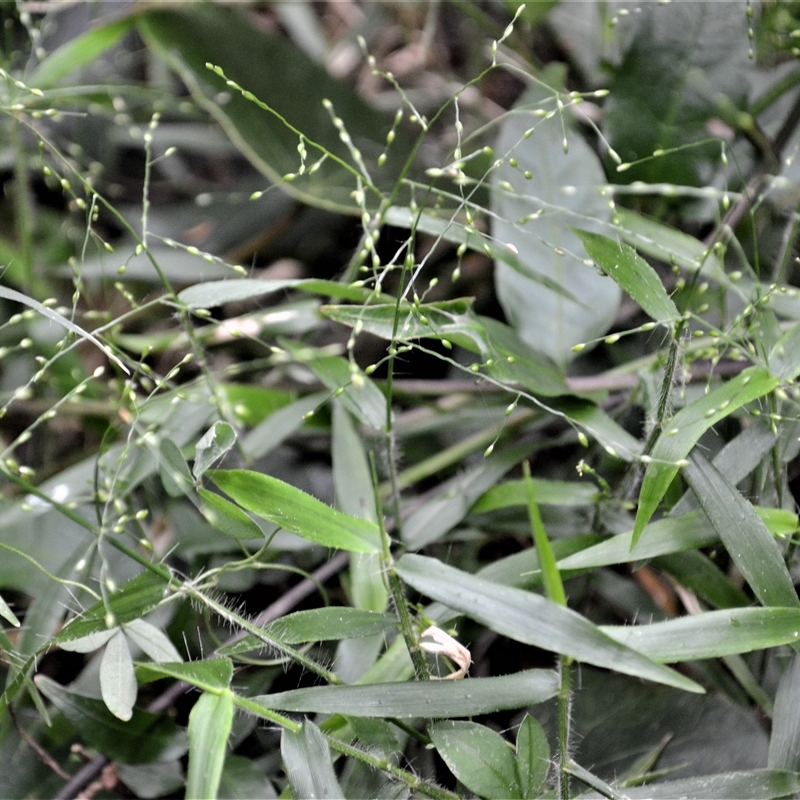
{"left": 430, "top": 721, "right": 521, "bottom": 800}
{"left": 282, "top": 720, "right": 343, "bottom": 800}
{"left": 100, "top": 629, "right": 137, "bottom": 721}
{"left": 516, "top": 714, "right": 550, "bottom": 799}
{"left": 198, "top": 487, "right": 265, "bottom": 540}
{"left": 136, "top": 658, "right": 234, "bottom": 693}
{"left": 769, "top": 654, "right": 800, "bottom": 770}
{"left": 396, "top": 554, "right": 702, "bottom": 693}
{"left": 471, "top": 479, "right": 598, "bottom": 512}
{"left": 209, "top": 469, "right": 380, "bottom": 553}
{"left": 601, "top": 607, "right": 800, "bottom": 662}
{"left": 219, "top": 608, "right": 397, "bottom": 656}
{"left": 252, "top": 670, "right": 559, "bottom": 718}
{"left": 158, "top": 438, "right": 194, "bottom": 497}
{"left": 684, "top": 454, "right": 799, "bottom": 608}
{"left": 575, "top": 229, "right": 680, "bottom": 323}
{"left": 632, "top": 366, "right": 779, "bottom": 544}
{"left": 186, "top": 690, "right": 234, "bottom": 800}
{"left": 123, "top": 619, "right": 183, "bottom": 663}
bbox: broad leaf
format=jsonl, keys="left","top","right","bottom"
{"left": 430, "top": 721, "right": 521, "bottom": 800}
{"left": 100, "top": 629, "right": 137, "bottom": 722}
{"left": 209, "top": 469, "right": 380, "bottom": 553}
{"left": 193, "top": 421, "right": 237, "bottom": 480}
{"left": 186, "top": 690, "right": 234, "bottom": 800}
{"left": 252, "top": 670, "right": 559, "bottom": 718}
{"left": 516, "top": 714, "right": 550, "bottom": 799}
{"left": 123, "top": 619, "right": 183, "bottom": 663}
{"left": 395, "top": 554, "right": 702, "bottom": 693}
{"left": 198, "top": 488, "right": 265, "bottom": 541}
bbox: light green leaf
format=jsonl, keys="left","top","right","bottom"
{"left": 491, "top": 65, "right": 620, "bottom": 366}
{"left": 58, "top": 627, "right": 117, "bottom": 654}
{"left": 209, "top": 469, "right": 380, "bottom": 553}
{"left": 158, "top": 438, "right": 194, "bottom": 497}
{"left": 28, "top": 16, "right": 137, "bottom": 90}
{"left": 516, "top": 714, "right": 550, "bottom": 799}
{"left": 0, "top": 594, "right": 20, "bottom": 628}
{"left": 282, "top": 720, "right": 343, "bottom": 800}
{"left": 769, "top": 655, "right": 800, "bottom": 770}
{"left": 574, "top": 229, "right": 680, "bottom": 323}
{"left": 395, "top": 554, "right": 702, "bottom": 693}
{"left": 252, "top": 670, "right": 559, "bottom": 718}
{"left": 218, "top": 608, "right": 398, "bottom": 656}
{"left": 592, "top": 769, "right": 800, "bottom": 799}
{"left": 198, "top": 488, "right": 265, "bottom": 541}
{"left": 769, "top": 321, "right": 800, "bottom": 380}
{"left": 100, "top": 629, "right": 137, "bottom": 722}
{"left": 472, "top": 479, "right": 597, "bottom": 513}
{"left": 632, "top": 366, "right": 779, "bottom": 545}
{"left": 35, "top": 675, "right": 187, "bottom": 764}
{"left": 123, "top": 619, "right": 183, "bottom": 663}
{"left": 136, "top": 658, "right": 234, "bottom": 693}
{"left": 430, "top": 721, "right": 521, "bottom": 800}
{"left": 683, "top": 454, "right": 799, "bottom": 609}
{"left": 194, "top": 421, "right": 237, "bottom": 480}
{"left": 601, "top": 607, "right": 800, "bottom": 662}
{"left": 186, "top": 690, "right": 234, "bottom": 800}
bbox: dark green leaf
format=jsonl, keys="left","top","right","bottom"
{"left": 516, "top": 714, "right": 550, "bottom": 799}
{"left": 769, "top": 655, "right": 800, "bottom": 770}
{"left": 684, "top": 454, "right": 799, "bottom": 609}
{"left": 136, "top": 658, "right": 234, "bottom": 692}
{"left": 35, "top": 675, "right": 187, "bottom": 764}
{"left": 395, "top": 554, "right": 702, "bottom": 693}
{"left": 430, "top": 721, "right": 521, "bottom": 800}
{"left": 209, "top": 469, "right": 380, "bottom": 553}
{"left": 252, "top": 670, "right": 559, "bottom": 718}
{"left": 198, "top": 488, "right": 265, "bottom": 540}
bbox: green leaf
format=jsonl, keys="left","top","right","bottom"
{"left": 332, "top": 401, "right": 379, "bottom": 525}
{"left": 601, "top": 607, "right": 800, "bottom": 662}
{"left": 55, "top": 571, "right": 169, "bottom": 645}
{"left": 632, "top": 366, "right": 779, "bottom": 545}
{"left": 472, "top": 479, "right": 598, "bottom": 512}
{"left": 209, "top": 469, "right": 380, "bottom": 553}
{"left": 218, "top": 608, "right": 398, "bottom": 656}
{"left": 0, "top": 593, "right": 20, "bottom": 628}
{"left": 395, "top": 554, "right": 702, "bottom": 693}
{"left": 138, "top": 6, "right": 409, "bottom": 213}
{"left": 654, "top": 551, "right": 751, "bottom": 610}
{"left": 100, "top": 629, "right": 137, "bottom": 722}
{"left": 28, "top": 16, "right": 137, "bottom": 89}
{"left": 597, "top": 769, "right": 800, "bottom": 799}
{"left": 769, "top": 321, "right": 800, "bottom": 380}
{"left": 491, "top": 65, "right": 621, "bottom": 366}
{"left": 186, "top": 690, "right": 234, "bottom": 800}
{"left": 769, "top": 655, "right": 800, "bottom": 770}
{"left": 194, "top": 421, "right": 237, "bottom": 480}
{"left": 430, "top": 721, "right": 521, "bottom": 800}
{"left": 198, "top": 488, "right": 266, "bottom": 541}
{"left": 123, "top": 619, "right": 183, "bottom": 663}
{"left": 282, "top": 720, "right": 343, "bottom": 800}
{"left": 516, "top": 714, "right": 550, "bottom": 799}
{"left": 136, "top": 658, "right": 234, "bottom": 693}
{"left": 178, "top": 277, "right": 369, "bottom": 309}
{"left": 574, "top": 229, "right": 680, "bottom": 323}
{"left": 35, "top": 675, "right": 187, "bottom": 764}
{"left": 684, "top": 454, "right": 799, "bottom": 609}
{"left": 252, "top": 670, "right": 559, "bottom": 718}
{"left": 158, "top": 438, "right": 194, "bottom": 497}
{"left": 58, "top": 627, "right": 117, "bottom": 654}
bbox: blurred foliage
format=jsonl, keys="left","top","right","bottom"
{"left": 3, "top": 1, "right": 800, "bottom": 798}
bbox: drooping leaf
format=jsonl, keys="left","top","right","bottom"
{"left": 601, "top": 607, "right": 800, "bottom": 662}
{"left": 430, "top": 721, "right": 521, "bottom": 800}
{"left": 683, "top": 454, "right": 799, "bottom": 609}
{"left": 632, "top": 366, "right": 779, "bottom": 545}
{"left": 209, "top": 469, "right": 380, "bottom": 553}
{"left": 123, "top": 619, "right": 183, "bottom": 663}
{"left": 186, "top": 690, "right": 234, "bottom": 800}
{"left": 282, "top": 720, "right": 343, "bottom": 800}
{"left": 198, "top": 487, "right": 266, "bottom": 541}
{"left": 491, "top": 64, "right": 621, "bottom": 366}
{"left": 252, "top": 670, "right": 559, "bottom": 718}
{"left": 219, "top": 608, "right": 398, "bottom": 656}
{"left": 100, "top": 629, "right": 137, "bottom": 722}
{"left": 516, "top": 714, "right": 550, "bottom": 799}
{"left": 395, "top": 554, "right": 702, "bottom": 693}
{"left": 574, "top": 229, "right": 680, "bottom": 323}
{"left": 35, "top": 675, "right": 187, "bottom": 764}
